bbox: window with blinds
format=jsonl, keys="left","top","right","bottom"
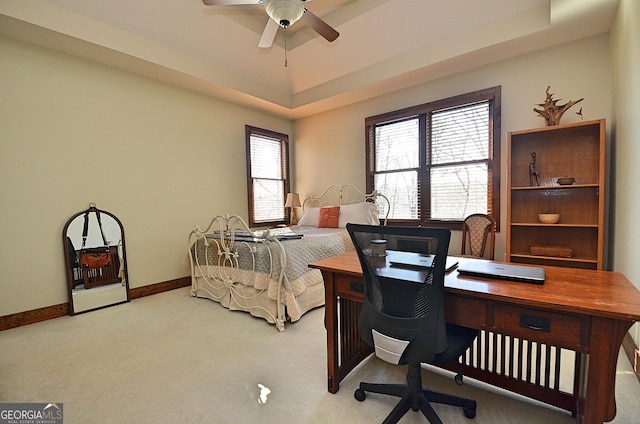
{"left": 365, "top": 87, "right": 500, "bottom": 229}
{"left": 245, "top": 126, "right": 290, "bottom": 227}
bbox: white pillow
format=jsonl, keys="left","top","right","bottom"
{"left": 297, "top": 207, "right": 321, "bottom": 227}
{"left": 297, "top": 202, "right": 380, "bottom": 227}
{"left": 338, "top": 202, "right": 380, "bottom": 227}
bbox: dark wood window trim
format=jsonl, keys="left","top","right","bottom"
{"left": 245, "top": 125, "right": 290, "bottom": 228}
{"left": 365, "top": 86, "right": 501, "bottom": 231}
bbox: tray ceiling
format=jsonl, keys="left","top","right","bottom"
{"left": 0, "top": 0, "right": 619, "bottom": 118}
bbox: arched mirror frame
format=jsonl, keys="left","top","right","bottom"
{"left": 62, "top": 203, "right": 130, "bottom": 315}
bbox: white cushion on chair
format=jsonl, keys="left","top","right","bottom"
{"left": 372, "top": 329, "right": 410, "bottom": 365}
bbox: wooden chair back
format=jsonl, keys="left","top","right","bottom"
{"left": 461, "top": 214, "right": 496, "bottom": 260}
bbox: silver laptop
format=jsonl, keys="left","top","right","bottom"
{"left": 388, "top": 250, "right": 459, "bottom": 273}
{"left": 457, "top": 260, "right": 545, "bottom": 284}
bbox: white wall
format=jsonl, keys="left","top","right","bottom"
{"left": 0, "top": 36, "right": 292, "bottom": 316}
{"left": 294, "top": 34, "right": 611, "bottom": 260}
{"left": 610, "top": 0, "right": 640, "bottom": 346}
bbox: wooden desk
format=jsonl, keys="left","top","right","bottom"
{"left": 310, "top": 251, "right": 640, "bottom": 424}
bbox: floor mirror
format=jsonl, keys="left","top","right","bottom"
{"left": 62, "top": 203, "right": 130, "bottom": 314}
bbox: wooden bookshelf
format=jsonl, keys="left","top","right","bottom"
{"left": 506, "top": 119, "right": 606, "bottom": 270}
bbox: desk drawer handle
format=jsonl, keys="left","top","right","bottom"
{"left": 519, "top": 314, "right": 551, "bottom": 332}
{"left": 350, "top": 282, "right": 363, "bottom": 293}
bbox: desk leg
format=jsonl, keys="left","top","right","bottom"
{"left": 322, "top": 270, "right": 340, "bottom": 394}
{"left": 580, "top": 317, "right": 632, "bottom": 424}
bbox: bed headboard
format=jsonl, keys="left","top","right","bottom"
{"left": 302, "top": 184, "right": 390, "bottom": 225}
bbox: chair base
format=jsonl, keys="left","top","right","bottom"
{"left": 354, "top": 363, "right": 476, "bottom": 424}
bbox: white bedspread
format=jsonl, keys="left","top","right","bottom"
{"left": 190, "top": 225, "right": 353, "bottom": 322}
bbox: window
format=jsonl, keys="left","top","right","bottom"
{"left": 365, "top": 87, "right": 500, "bottom": 230}
{"left": 246, "top": 125, "right": 290, "bottom": 227}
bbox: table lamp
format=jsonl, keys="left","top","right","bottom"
{"left": 285, "top": 192, "right": 301, "bottom": 225}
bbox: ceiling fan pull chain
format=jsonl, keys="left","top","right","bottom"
{"left": 284, "top": 27, "right": 288, "bottom": 68}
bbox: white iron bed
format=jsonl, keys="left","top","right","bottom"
{"left": 187, "top": 184, "right": 389, "bottom": 331}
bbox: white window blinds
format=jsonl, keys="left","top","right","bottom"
{"left": 366, "top": 86, "right": 500, "bottom": 227}
{"left": 247, "top": 128, "right": 289, "bottom": 225}
{"left": 430, "top": 102, "right": 490, "bottom": 220}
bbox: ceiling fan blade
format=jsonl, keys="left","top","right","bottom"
{"left": 258, "top": 18, "right": 280, "bottom": 48}
{"left": 300, "top": 8, "right": 339, "bottom": 42}
{"left": 202, "top": 0, "right": 257, "bottom": 6}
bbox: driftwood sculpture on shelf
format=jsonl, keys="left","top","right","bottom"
{"left": 534, "top": 86, "right": 583, "bottom": 126}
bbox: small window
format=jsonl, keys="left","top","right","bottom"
{"left": 366, "top": 87, "right": 501, "bottom": 230}
{"left": 246, "top": 125, "right": 290, "bottom": 227}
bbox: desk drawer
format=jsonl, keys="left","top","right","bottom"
{"left": 445, "top": 295, "right": 486, "bottom": 328}
{"left": 335, "top": 274, "right": 364, "bottom": 302}
{"left": 492, "top": 303, "right": 586, "bottom": 349}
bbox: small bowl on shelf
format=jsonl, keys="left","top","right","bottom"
{"left": 557, "top": 177, "right": 576, "bottom": 185}
{"left": 538, "top": 213, "right": 560, "bottom": 224}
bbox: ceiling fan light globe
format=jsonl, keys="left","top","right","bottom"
{"left": 264, "top": 0, "right": 304, "bottom": 28}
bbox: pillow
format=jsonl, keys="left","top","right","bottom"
{"left": 298, "top": 202, "right": 381, "bottom": 227}
{"left": 318, "top": 206, "right": 340, "bottom": 228}
{"left": 338, "top": 202, "right": 380, "bottom": 227}
{"left": 297, "top": 207, "right": 321, "bottom": 227}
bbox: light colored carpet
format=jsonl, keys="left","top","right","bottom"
{"left": 1, "top": 287, "right": 639, "bottom": 423}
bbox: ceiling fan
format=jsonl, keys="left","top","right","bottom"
{"left": 203, "top": 0, "right": 340, "bottom": 48}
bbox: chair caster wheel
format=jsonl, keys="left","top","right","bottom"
{"left": 455, "top": 373, "right": 464, "bottom": 385}
{"left": 464, "top": 407, "right": 476, "bottom": 419}
{"left": 354, "top": 388, "right": 366, "bottom": 402}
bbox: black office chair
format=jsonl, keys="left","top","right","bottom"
{"left": 346, "top": 224, "right": 478, "bottom": 424}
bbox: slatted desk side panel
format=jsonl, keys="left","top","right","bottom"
{"left": 336, "top": 297, "right": 373, "bottom": 382}
{"left": 334, "top": 297, "right": 581, "bottom": 415}
{"left": 452, "top": 330, "right": 580, "bottom": 415}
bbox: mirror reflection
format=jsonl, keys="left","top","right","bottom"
{"left": 63, "top": 203, "right": 130, "bottom": 314}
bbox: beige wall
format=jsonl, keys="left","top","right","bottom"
{"left": 294, "top": 34, "right": 611, "bottom": 260}
{"left": 0, "top": 37, "right": 292, "bottom": 316}
{"left": 611, "top": 0, "right": 640, "bottom": 346}
{"left": 2, "top": 26, "right": 633, "bottom": 321}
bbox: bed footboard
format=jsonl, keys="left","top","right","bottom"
{"left": 188, "top": 215, "right": 288, "bottom": 331}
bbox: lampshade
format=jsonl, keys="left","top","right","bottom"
{"left": 285, "top": 192, "right": 301, "bottom": 208}
{"left": 264, "top": 0, "right": 305, "bottom": 28}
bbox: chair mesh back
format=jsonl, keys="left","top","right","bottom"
{"left": 368, "top": 268, "right": 435, "bottom": 319}
{"left": 413, "top": 277, "right": 433, "bottom": 318}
